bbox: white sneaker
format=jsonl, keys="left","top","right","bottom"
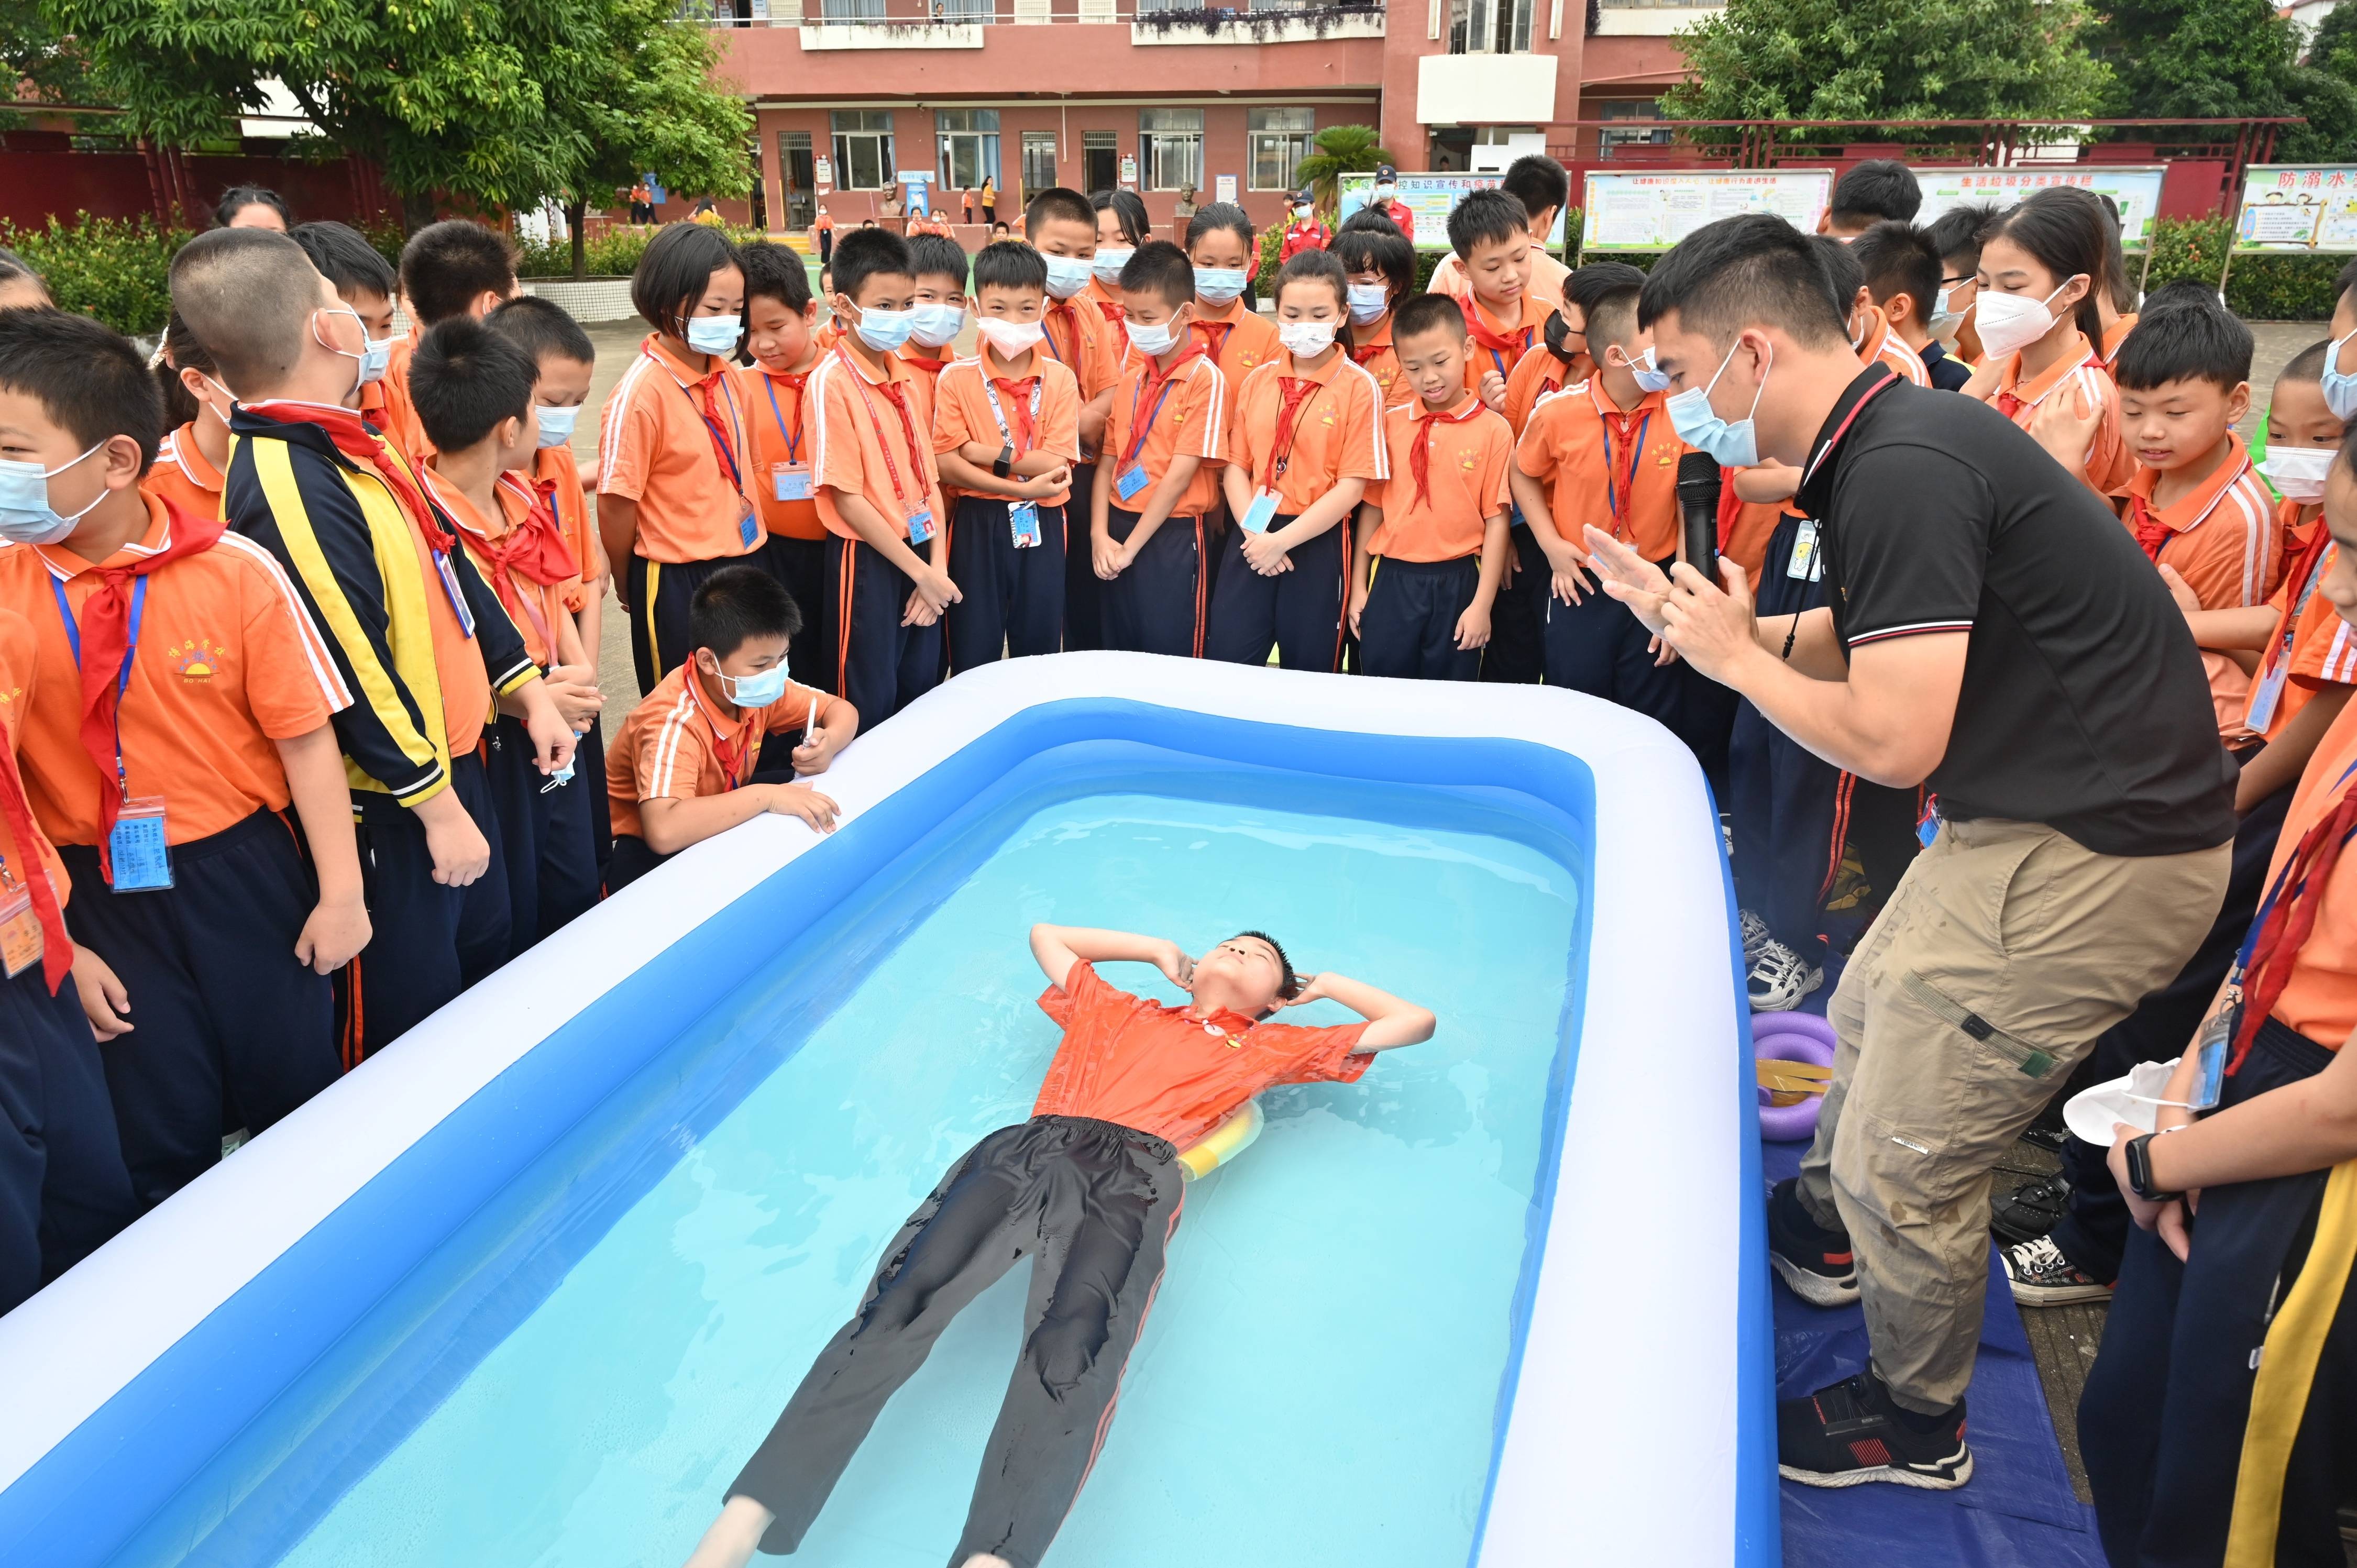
{"left": 2001, "top": 1235, "right": 2114, "bottom": 1306}
{"left": 1739, "top": 908, "right": 1773, "bottom": 965}
{"left": 1748, "top": 938, "right": 1824, "bottom": 1012}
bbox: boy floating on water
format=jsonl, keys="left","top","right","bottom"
{"left": 682, "top": 923, "right": 1436, "bottom": 1568}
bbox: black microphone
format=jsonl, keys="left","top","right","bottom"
{"left": 1677, "top": 450, "right": 1723, "bottom": 587}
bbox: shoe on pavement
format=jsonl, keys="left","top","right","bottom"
{"left": 1767, "top": 1176, "right": 1858, "bottom": 1306}
{"left": 1739, "top": 907, "right": 1772, "bottom": 965}
{"left": 1779, "top": 1370, "right": 1973, "bottom": 1490}
{"left": 1990, "top": 1173, "right": 2070, "bottom": 1245}
{"left": 1748, "top": 937, "right": 1824, "bottom": 1013}
{"left": 2002, "top": 1234, "right": 2114, "bottom": 1307}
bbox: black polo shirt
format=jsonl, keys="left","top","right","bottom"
{"left": 1792, "top": 368, "right": 2235, "bottom": 858}
{"left": 1918, "top": 338, "right": 1974, "bottom": 393}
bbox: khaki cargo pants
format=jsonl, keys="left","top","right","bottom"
{"left": 1796, "top": 815, "right": 2228, "bottom": 1412}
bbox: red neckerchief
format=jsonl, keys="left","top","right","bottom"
{"left": 686, "top": 665, "right": 759, "bottom": 788}
{"left": 901, "top": 349, "right": 952, "bottom": 383}
{"left": 2125, "top": 493, "right": 2173, "bottom": 562}
{"left": 1348, "top": 338, "right": 1389, "bottom": 367}
{"left": 0, "top": 711, "right": 70, "bottom": 992}
{"left": 989, "top": 375, "right": 1040, "bottom": 455}
{"left": 2232, "top": 781, "right": 2357, "bottom": 1071}
{"left": 1458, "top": 292, "right": 1531, "bottom": 361}
{"left": 243, "top": 399, "right": 456, "bottom": 554}
{"left": 1044, "top": 299, "right": 1088, "bottom": 368}
{"left": 1409, "top": 397, "right": 1486, "bottom": 510}
{"left": 1261, "top": 375, "right": 1319, "bottom": 488}
{"left": 1193, "top": 318, "right": 1235, "bottom": 366}
{"left": 1602, "top": 402, "right": 1649, "bottom": 537}
{"left": 1119, "top": 347, "right": 1207, "bottom": 470}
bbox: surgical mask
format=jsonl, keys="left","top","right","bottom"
{"left": 975, "top": 315, "right": 1048, "bottom": 357}
{"left": 0, "top": 441, "right": 105, "bottom": 546}
{"left": 1624, "top": 346, "right": 1672, "bottom": 394}
{"left": 2260, "top": 444, "right": 2337, "bottom": 502}
{"left": 315, "top": 306, "right": 374, "bottom": 394}
{"left": 1092, "top": 247, "right": 1135, "bottom": 284}
{"left": 851, "top": 305, "right": 917, "bottom": 353}
{"left": 1127, "top": 318, "right": 1179, "bottom": 357}
{"left": 198, "top": 374, "right": 237, "bottom": 424}
{"left": 909, "top": 302, "right": 965, "bottom": 349}
{"left": 1293, "top": 204, "right": 1313, "bottom": 220}
{"left": 1973, "top": 280, "right": 2076, "bottom": 360}
{"left": 1041, "top": 255, "right": 1093, "bottom": 299}
{"left": 1195, "top": 268, "right": 1249, "bottom": 304}
{"left": 685, "top": 314, "right": 742, "bottom": 356}
{"left": 358, "top": 334, "right": 393, "bottom": 387}
{"left": 534, "top": 404, "right": 580, "bottom": 448}
{"left": 1664, "top": 339, "right": 1771, "bottom": 470}
{"left": 1347, "top": 282, "right": 1390, "bottom": 325}
{"left": 1372, "top": 183, "right": 1396, "bottom": 202}
{"left": 1928, "top": 288, "right": 1963, "bottom": 339}
{"left": 2325, "top": 331, "right": 2357, "bottom": 422}
{"left": 717, "top": 662, "right": 790, "bottom": 709}
{"left": 1277, "top": 319, "right": 1337, "bottom": 358}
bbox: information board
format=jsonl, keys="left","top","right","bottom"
{"left": 1338, "top": 171, "right": 1569, "bottom": 252}
{"left": 1577, "top": 171, "right": 1833, "bottom": 251}
{"left": 1215, "top": 174, "right": 1237, "bottom": 204}
{"left": 2235, "top": 165, "right": 2357, "bottom": 251}
{"left": 1912, "top": 167, "right": 2166, "bottom": 249}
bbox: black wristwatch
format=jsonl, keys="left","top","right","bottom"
{"left": 992, "top": 443, "right": 1014, "bottom": 479}
{"left": 2123, "top": 1132, "right": 2180, "bottom": 1203}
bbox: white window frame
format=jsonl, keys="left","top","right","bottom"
{"left": 1140, "top": 108, "right": 1204, "bottom": 194}
{"left": 1247, "top": 107, "right": 1316, "bottom": 191}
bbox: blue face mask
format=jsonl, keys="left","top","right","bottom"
{"left": 1195, "top": 268, "right": 1249, "bottom": 304}
{"left": 1620, "top": 346, "right": 1672, "bottom": 394}
{"left": 851, "top": 305, "right": 917, "bottom": 354}
{"left": 720, "top": 662, "right": 790, "bottom": 709}
{"left": 1347, "top": 282, "right": 1390, "bottom": 325}
{"left": 1092, "top": 247, "right": 1135, "bottom": 284}
{"left": 1041, "top": 255, "right": 1093, "bottom": 299}
{"left": 1664, "top": 338, "right": 1771, "bottom": 470}
{"left": 685, "top": 315, "right": 742, "bottom": 356}
{"left": 358, "top": 335, "right": 393, "bottom": 387}
{"left": 0, "top": 441, "right": 105, "bottom": 546}
{"left": 534, "top": 404, "right": 580, "bottom": 448}
{"left": 1372, "top": 184, "right": 1396, "bottom": 203}
{"left": 909, "top": 302, "right": 965, "bottom": 349}
{"left": 2326, "top": 330, "right": 2357, "bottom": 423}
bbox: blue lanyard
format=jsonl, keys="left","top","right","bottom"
{"left": 2233, "top": 756, "right": 2357, "bottom": 984}
{"left": 671, "top": 368, "right": 746, "bottom": 488}
{"left": 50, "top": 575, "right": 147, "bottom": 790}
{"left": 1121, "top": 369, "right": 1184, "bottom": 469}
{"left": 1601, "top": 411, "right": 1651, "bottom": 533}
{"left": 761, "top": 374, "right": 805, "bottom": 466}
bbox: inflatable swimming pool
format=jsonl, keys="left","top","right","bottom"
{"left": 0, "top": 654, "right": 1770, "bottom": 1567}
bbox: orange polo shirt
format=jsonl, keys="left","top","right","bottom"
{"left": 897, "top": 342, "right": 958, "bottom": 410}
{"left": 2253, "top": 692, "right": 2357, "bottom": 1051}
{"left": 1458, "top": 293, "right": 1538, "bottom": 400}
{"left": 1084, "top": 276, "right": 1130, "bottom": 359}
{"left": 607, "top": 660, "right": 822, "bottom": 842}
{"left": 1033, "top": 958, "right": 1370, "bottom": 1150}
{"left": 0, "top": 609, "right": 69, "bottom": 906}
{"left": 1103, "top": 350, "right": 1228, "bottom": 521}
{"left": 2121, "top": 437, "right": 2283, "bottom": 743}
{"left": 739, "top": 360, "right": 826, "bottom": 542}
{"left": 1226, "top": 352, "right": 1389, "bottom": 514}
{"left": 374, "top": 331, "right": 430, "bottom": 465}
{"left": 810, "top": 341, "right": 942, "bottom": 544}
{"left": 425, "top": 467, "right": 582, "bottom": 670}
{"left": 531, "top": 443, "right": 602, "bottom": 604}
{"left": 1514, "top": 378, "right": 1686, "bottom": 562}
{"left": 1976, "top": 333, "right": 2132, "bottom": 497}
{"left": 1365, "top": 396, "right": 1513, "bottom": 561}
{"left": 2101, "top": 312, "right": 2140, "bottom": 369}
{"left": 932, "top": 349, "right": 1083, "bottom": 507}
{"left": 1345, "top": 318, "right": 1409, "bottom": 410}
{"left": 1430, "top": 247, "right": 1570, "bottom": 318}
{"left": 2252, "top": 506, "right": 2357, "bottom": 739}
{"left": 1502, "top": 344, "right": 1577, "bottom": 437}
{"left": 1042, "top": 292, "right": 1121, "bottom": 405}
{"left": 2, "top": 493, "right": 350, "bottom": 848}
{"left": 1188, "top": 299, "right": 1281, "bottom": 425}
{"left": 143, "top": 422, "right": 226, "bottom": 521}
{"left": 597, "top": 334, "right": 763, "bottom": 566}
{"left": 1858, "top": 307, "right": 1929, "bottom": 388}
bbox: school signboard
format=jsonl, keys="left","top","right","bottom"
{"left": 1338, "top": 171, "right": 1570, "bottom": 252}
{"left": 1911, "top": 167, "right": 2167, "bottom": 249}
{"left": 2234, "top": 164, "right": 2357, "bottom": 251}
{"left": 1577, "top": 171, "right": 1833, "bottom": 251}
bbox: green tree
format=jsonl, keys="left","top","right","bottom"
{"left": 1, "top": 0, "right": 98, "bottom": 133}
{"left": 2089, "top": 0, "right": 2299, "bottom": 120}
{"left": 1292, "top": 124, "right": 1394, "bottom": 218}
{"left": 2284, "top": 2, "right": 2357, "bottom": 161}
{"left": 1660, "top": 0, "right": 2110, "bottom": 131}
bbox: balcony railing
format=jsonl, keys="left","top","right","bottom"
{"left": 1544, "top": 117, "right": 2299, "bottom": 176}
{"left": 690, "top": 0, "right": 1381, "bottom": 24}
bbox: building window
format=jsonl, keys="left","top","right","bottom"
{"left": 1140, "top": 108, "right": 1203, "bottom": 193}
{"left": 1021, "top": 131, "right": 1059, "bottom": 206}
{"left": 1083, "top": 129, "right": 1120, "bottom": 193}
{"left": 1448, "top": 0, "right": 1533, "bottom": 52}
{"left": 935, "top": 108, "right": 1000, "bottom": 192}
{"left": 1248, "top": 107, "right": 1315, "bottom": 191}
{"left": 817, "top": 0, "right": 884, "bottom": 17}
{"left": 831, "top": 109, "right": 895, "bottom": 191}
{"left": 1596, "top": 97, "right": 1670, "bottom": 159}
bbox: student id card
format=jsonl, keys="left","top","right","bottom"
{"left": 1788, "top": 520, "right": 1823, "bottom": 582}
{"left": 1009, "top": 500, "right": 1041, "bottom": 549}
{"left": 738, "top": 497, "right": 762, "bottom": 550}
{"left": 431, "top": 549, "right": 477, "bottom": 638}
{"left": 109, "top": 798, "right": 172, "bottom": 892}
{"left": 906, "top": 505, "right": 934, "bottom": 546}
{"left": 0, "top": 879, "right": 38, "bottom": 979}
{"left": 1239, "top": 489, "right": 1280, "bottom": 535}
{"left": 1115, "top": 465, "right": 1150, "bottom": 504}
{"left": 2246, "top": 658, "right": 2290, "bottom": 736}
{"left": 771, "top": 462, "right": 813, "bottom": 503}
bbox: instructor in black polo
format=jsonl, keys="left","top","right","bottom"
{"left": 1587, "top": 214, "right": 2234, "bottom": 1490}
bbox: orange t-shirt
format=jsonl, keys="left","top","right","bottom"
{"left": 607, "top": 660, "right": 822, "bottom": 842}
{"left": 1084, "top": 276, "right": 1130, "bottom": 361}
{"left": 932, "top": 350, "right": 1083, "bottom": 507}
{"left": 1429, "top": 247, "right": 1570, "bottom": 318}
{"left": 2121, "top": 437, "right": 2283, "bottom": 744}
{"left": 0, "top": 608, "right": 69, "bottom": 907}
{"left": 1514, "top": 379, "right": 1687, "bottom": 562}
{"left": 596, "top": 334, "right": 764, "bottom": 565}
{"left": 531, "top": 442, "right": 603, "bottom": 604}
{"left": 1976, "top": 333, "right": 2132, "bottom": 498}
{"left": 739, "top": 360, "right": 825, "bottom": 542}
{"left": 1225, "top": 353, "right": 1389, "bottom": 514}
{"left": 1103, "top": 350, "right": 1228, "bottom": 521}
{"left": 143, "top": 421, "right": 226, "bottom": 521}
{"left": 2253, "top": 691, "right": 2357, "bottom": 1051}
{"left": 2253, "top": 507, "right": 2357, "bottom": 739}
{"left": 1365, "top": 396, "right": 1513, "bottom": 561}
{"left": 2, "top": 493, "right": 350, "bottom": 848}
{"left": 425, "top": 466, "right": 582, "bottom": 670}
{"left": 1858, "top": 307, "right": 1929, "bottom": 388}
{"left": 1032, "top": 959, "right": 1369, "bottom": 1149}
{"left": 1502, "top": 344, "right": 1577, "bottom": 437}
{"left": 1458, "top": 293, "right": 1538, "bottom": 400}
{"left": 1345, "top": 318, "right": 1409, "bottom": 411}
{"left": 1187, "top": 299, "right": 1281, "bottom": 425}
{"left": 2101, "top": 312, "right": 2140, "bottom": 369}
{"left": 374, "top": 329, "right": 435, "bottom": 466}
{"left": 810, "top": 341, "right": 943, "bottom": 544}
{"left": 1043, "top": 292, "right": 1122, "bottom": 405}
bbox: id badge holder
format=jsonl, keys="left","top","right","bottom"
{"left": 0, "top": 879, "right": 39, "bottom": 979}
{"left": 108, "top": 798, "right": 173, "bottom": 892}
{"left": 1009, "top": 500, "right": 1041, "bottom": 548}
{"left": 2186, "top": 1004, "right": 2233, "bottom": 1111}
{"left": 1788, "top": 519, "right": 1820, "bottom": 581}
{"left": 1915, "top": 794, "right": 1941, "bottom": 850}
{"left": 1115, "top": 465, "right": 1150, "bottom": 504}
{"left": 2246, "top": 657, "right": 2290, "bottom": 735}
{"left": 737, "top": 497, "right": 762, "bottom": 550}
{"left": 906, "top": 505, "right": 934, "bottom": 546}
{"left": 1240, "top": 488, "right": 1280, "bottom": 535}
{"left": 431, "top": 550, "right": 477, "bottom": 638}
{"left": 772, "top": 462, "right": 813, "bottom": 503}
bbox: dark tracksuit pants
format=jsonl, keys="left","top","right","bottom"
{"left": 1062, "top": 468, "right": 1103, "bottom": 652}
{"left": 761, "top": 533, "right": 835, "bottom": 693}
{"left": 58, "top": 810, "right": 338, "bottom": 1210}
{"left": 1101, "top": 507, "right": 1205, "bottom": 659}
{"left": 948, "top": 496, "right": 1065, "bottom": 670}
{"left": 0, "top": 963, "right": 136, "bottom": 1313}
{"left": 627, "top": 552, "right": 758, "bottom": 696}
{"left": 344, "top": 752, "right": 511, "bottom": 1065}
{"left": 1480, "top": 523, "right": 1546, "bottom": 684}
{"left": 578, "top": 714, "right": 612, "bottom": 886}
{"left": 2081, "top": 1021, "right": 2357, "bottom": 1567}
{"left": 2047, "top": 760, "right": 2294, "bottom": 1284}
{"left": 827, "top": 536, "right": 944, "bottom": 726}
{"left": 1203, "top": 515, "right": 1348, "bottom": 672}
{"left": 481, "top": 714, "right": 601, "bottom": 956}
{"left": 605, "top": 833, "right": 668, "bottom": 893}
{"left": 1542, "top": 549, "right": 1682, "bottom": 730}
{"left": 1358, "top": 556, "right": 1481, "bottom": 680}
{"left": 731, "top": 1115, "right": 1183, "bottom": 1568}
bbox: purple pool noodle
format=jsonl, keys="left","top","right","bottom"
{"left": 1753, "top": 1013, "right": 1838, "bottom": 1142}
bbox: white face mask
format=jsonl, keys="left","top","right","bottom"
{"left": 1277, "top": 319, "right": 1337, "bottom": 358}
{"left": 974, "top": 316, "right": 1048, "bottom": 357}
{"left": 1041, "top": 255, "right": 1093, "bottom": 299}
{"left": 2260, "top": 444, "right": 2337, "bottom": 502}
{"left": 1127, "top": 318, "right": 1179, "bottom": 357}
{"left": 1092, "top": 247, "right": 1135, "bottom": 284}
{"left": 1974, "top": 278, "right": 2078, "bottom": 360}
{"left": 1347, "top": 282, "right": 1390, "bottom": 325}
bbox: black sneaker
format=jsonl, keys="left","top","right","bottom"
{"left": 1767, "top": 1177, "right": 1858, "bottom": 1306}
{"left": 1990, "top": 1173, "right": 2070, "bottom": 1245}
{"left": 2001, "top": 1235, "right": 2114, "bottom": 1306}
{"left": 1779, "top": 1371, "right": 1974, "bottom": 1490}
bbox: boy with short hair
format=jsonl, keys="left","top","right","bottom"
{"left": 935, "top": 239, "right": 1082, "bottom": 667}
{"left": 1027, "top": 187, "right": 1121, "bottom": 652}
{"left": 1835, "top": 223, "right": 1930, "bottom": 386}
{"left": 174, "top": 228, "right": 575, "bottom": 1062}
{"left": 901, "top": 232, "right": 971, "bottom": 396}
{"left": 1350, "top": 294, "right": 1511, "bottom": 679}
{"left": 0, "top": 307, "right": 365, "bottom": 1208}
{"left": 1851, "top": 220, "right": 1966, "bottom": 391}
{"left": 606, "top": 565, "right": 855, "bottom": 891}
{"left": 732, "top": 241, "right": 831, "bottom": 689}
{"left": 1819, "top": 159, "right": 1921, "bottom": 236}
{"left": 1924, "top": 202, "right": 1996, "bottom": 371}
{"left": 1444, "top": 189, "right": 1539, "bottom": 414}
{"left": 412, "top": 317, "right": 603, "bottom": 952}
{"left": 1095, "top": 241, "right": 1228, "bottom": 658}
{"left": 1429, "top": 153, "right": 1572, "bottom": 316}
{"left": 380, "top": 220, "right": 521, "bottom": 462}
{"left": 290, "top": 219, "right": 404, "bottom": 438}
{"left": 812, "top": 227, "right": 958, "bottom": 723}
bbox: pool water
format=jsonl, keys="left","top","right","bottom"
{"left": 246, "top": 788, "right": 1582, "bottom": 1567}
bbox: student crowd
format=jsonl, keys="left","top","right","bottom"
{"left": 0, "top": 149, "right": 2353, "bottom": 1564}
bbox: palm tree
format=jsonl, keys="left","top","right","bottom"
{"left": 1292, "top": 124, "right": 1395, "bottom": 219}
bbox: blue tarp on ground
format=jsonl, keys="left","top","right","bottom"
{"left": 1761, "top": 1140, "right": 2108, "bottom": 1568}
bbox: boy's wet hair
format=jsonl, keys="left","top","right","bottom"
{"left": 167, "top": 227, "right": 324, "bottom": 395}
{"left": 830, "top": 226, "right": 914, "bottom": 304}
{"left": 1393, "top": 291, "right": 1467, "bottom": 345}
{"left": 739, "top": 239, "right": 813, "bottom": 313}
{"left": 399, "top": 220, "right": 519, "bottom": 326}
{"left": 907, "top": 232, "right": 970, "bottom": 292}
{"left": 1229, "top": 931, "right": 1303, "bottom": 1001}
{"left": 290, "top": 220, "right": 396, "bottom": 307}
{"left": 487, "top": 294, "right": 595, "bottom": 369}
{"left": 1827, "top": 161, "right": 1922, "bottom": 227}
{"left": 2111, "top": 288, "right": 2253, "bottom": 394}
{"left": 1851, "top": 220, "right": 1943, "bottom": 324}
{"left": 973, "top": 238, "right": 1048, "bottom": 295}
{"left": 409, "top": 316, "right": 537, "bottom": 454}
{"left": 690, "top": 562, "right": 802, "bottom": 658}
{"left": 0, "top": 306, "right": 163, "bottom": 477}
{"left": 1446, "top": 189, "right": 1528, "bottom": 261}
{"left": 1119, "top": 241, "right": 1194, "bottom": 313}
{"left": 1024, "top": 186, "right": 1096, "bottom": 238}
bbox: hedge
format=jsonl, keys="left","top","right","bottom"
{"left": 2143, "top": 216, "right": 2343, "bottom": 320}
{"left": 516, "top": 223, "right": 767, "bottom": 280}
{"left": 1, "top": 213, "right": 190, "bottom": 337}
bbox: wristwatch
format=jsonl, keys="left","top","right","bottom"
{"left": 993, "top": 443, "right": 1014, "bottom": 479}
{"left": 2123, "top": 1131, "right": 2180, "bottom": 1203}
